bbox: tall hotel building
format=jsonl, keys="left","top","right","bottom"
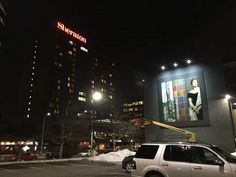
{"left": 0, "top": 0, "right": 7, "bottom": 47}
{"left": 18, "top": 21, "right": 115, "bottom": 135}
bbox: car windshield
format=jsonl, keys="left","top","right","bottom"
{"left": 211, "top": 146, "right": 236, "bottom": 163}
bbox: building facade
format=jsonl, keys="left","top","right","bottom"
{"left": 145, "top": 58, "right": 236, "bottom": 152}
{"left": 122, "top": 100, "right": 144, "bottom": 119}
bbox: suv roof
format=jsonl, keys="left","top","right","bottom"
{"left": 141, "top": 141, "right": 216, "bottom": 148}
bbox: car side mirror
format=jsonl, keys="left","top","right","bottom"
{"left": 214, "top": 159, "right": 225, "bottom": 166}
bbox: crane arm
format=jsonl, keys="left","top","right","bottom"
{"left": 137, "top": 119, "right": 196, "bottom": 142}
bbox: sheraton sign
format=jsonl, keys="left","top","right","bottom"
{"left": 57, "top": 22, "right": 87, "bottom": 44}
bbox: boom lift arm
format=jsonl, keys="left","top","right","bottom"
{"left": 134, "top": 119, "right": 196, "bottom": 143}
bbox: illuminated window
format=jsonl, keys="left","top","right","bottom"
{"left": 73, "top": 48, "right": 77, "bottom": 52}
{"left": 34, "top": 56, "right": 36, "bottom": 59}
{"left": 109, "top": 95, "right": 113, "bottom": 99}
{"left": 79, "top": 92, "right": 85, "bottom": 96}
{"left": 57, "top": 80, "right": 61, "bottom": 83}
{"left": 33, "top": 61, "right": 35, "bottom": 64}
{"left": 91, "top": 80, "right": 94, "bottom": 84}
{"left": 109, "top": 74, "right": 112, "bottom": 77}
{"left": 110, "top": 82, "right": 112, "bottom": 86}
{"left": 31, "top": 78, "right": 34, "bottom": 81}
{"left": 59, "top": 52, "right": 63, "bottom": 56}
{"left": 123, "top": 103, "right": 128, "bottom": 107}
{"left": 101, "top": 88, "right": 104, "bottom": 92}
{"left": 69, "top": 40, "right": 73, "bottom": 45}
{"left": 57, "top": 85, "right": 60, "bottom": 90}
{"left": 30, "top": 84, "right": 33, "bottom": 87}
{"left": 68, "top": 51, "right": 72, "bottom": 55}
{"left": 28, "top": 108, "right": 30, "bottom": 111}
{"left": 80, "top": 46, "right": 88, "bottom": 52}
{"left": 32, "top": 72, "right": 34, "bottom": 76}
{"left": 59, "top": 63, "right": 62, "bottom": 67}
{"left": 29, "top": 96, "right": 32, "bottom": 99}
{"left": 34, "top": 50, "right": 37, "bottom": 53}
{"left": 27, "top": 114, "right": 30, "bottom": 118}
{"left": 32, "top": 67, "right": 35, "bottom": 70}
{"left": 28, "top": 102, "right": 31, "bottom": 105}
{"left": 35, "top": 45, "right": 37, "bottom": 48}
{"left": 78, "top": 97, "right": 86, "bottom": 102}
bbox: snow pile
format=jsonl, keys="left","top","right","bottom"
{"left": 231, "top": 152, "right": 236, "bottom": 156}
{"left": 89, "top": 149, "right": 135, "bottom": 164}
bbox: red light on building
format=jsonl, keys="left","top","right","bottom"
{"left": 57, "top": 22, "right": 87, "bottom": 44}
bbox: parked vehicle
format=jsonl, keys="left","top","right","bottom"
{"left": 132, "top": 142, "right": 236, "bottom": 177}
{"left": 122, "top": 155, "right": 135, "bottom": 173}
{"left": 79, "top": 150, "right": 92, "bottom": 157}
{"left": 11, "top": 152, "right": 38, "bottom": 161}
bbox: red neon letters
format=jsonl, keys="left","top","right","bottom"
{"left": 57, "top": 22, "right": 87, "bottom": 44}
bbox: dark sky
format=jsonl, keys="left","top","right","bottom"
{"left": 8, "top": 1, "right": 236, "bottom": 62}
{"left": 2, "top": 0, "right": 236, "bottom": 108}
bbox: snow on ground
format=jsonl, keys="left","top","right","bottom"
{"left": 231, "top": 152, "right": 236, "bottom": 156}
{"left": 88, "top": 149, "right": 135, "bottom": 164}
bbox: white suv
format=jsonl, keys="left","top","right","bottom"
{"left": 132, "top": 142, "right": 236, "bottom": 177}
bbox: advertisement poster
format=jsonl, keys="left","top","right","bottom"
{"left": 160, "top": 72, "right": 207, "bottom": 124}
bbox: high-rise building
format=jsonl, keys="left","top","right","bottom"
{"left": 0, "top": 0, "right": 7, "bottom": 47}
{"left": 88, "top": 58, "right": 115, "bottom": 120}
{"left": 17, "top": 21, "right": 115, "bottom": 137}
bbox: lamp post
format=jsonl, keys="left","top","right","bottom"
{"left": 40, "top": 112, "right": 51, "bottom": 155}
{"left": 90, "top": 91, "right": 102, "bottom": 155}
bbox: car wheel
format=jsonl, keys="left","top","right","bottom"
{"left": 125, "top": 162, "right": 133, "bottom": 173}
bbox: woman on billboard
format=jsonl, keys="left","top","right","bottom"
{"left": 188, "top": 78, "right": 203, "bottom": 121}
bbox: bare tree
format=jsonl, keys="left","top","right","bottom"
{"left": 46, "top": 103, "right": 90, "bottom": 158}
{"left": 109, "top": 113, "right": 143, "bottom": 151}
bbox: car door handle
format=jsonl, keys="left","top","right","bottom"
{"left": 193, "top": 166, "right": 202, "bottom": 170}
{"left": 161, "top": 163, "right": 169, "bottom": 167}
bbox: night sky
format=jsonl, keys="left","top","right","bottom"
{"left": 1, "top": 0, "right": 236, "bottom": 118}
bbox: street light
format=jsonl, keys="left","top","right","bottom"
{"left": 40, "top": 112, "right": 51, "bottom": 155}
{"left": 225, "top": 94, "right": 236, "bottom": 150}
{"left": 90, "top": 91, "right": 102, "bottom": 155}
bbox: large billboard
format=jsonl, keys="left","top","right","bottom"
{"left": 158, "top": 71, "right": 209, "bottom": 127}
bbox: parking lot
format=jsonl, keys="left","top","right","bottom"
{"left": 0, "top": 159, "right": 130, "bottom": 177}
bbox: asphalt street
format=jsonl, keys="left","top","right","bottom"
{"left": 0, "top": 159, "right": 130, "bottom": 177}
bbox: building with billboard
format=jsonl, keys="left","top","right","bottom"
{"left": 144, "top": 58, "right": 236, "bottom": 152}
